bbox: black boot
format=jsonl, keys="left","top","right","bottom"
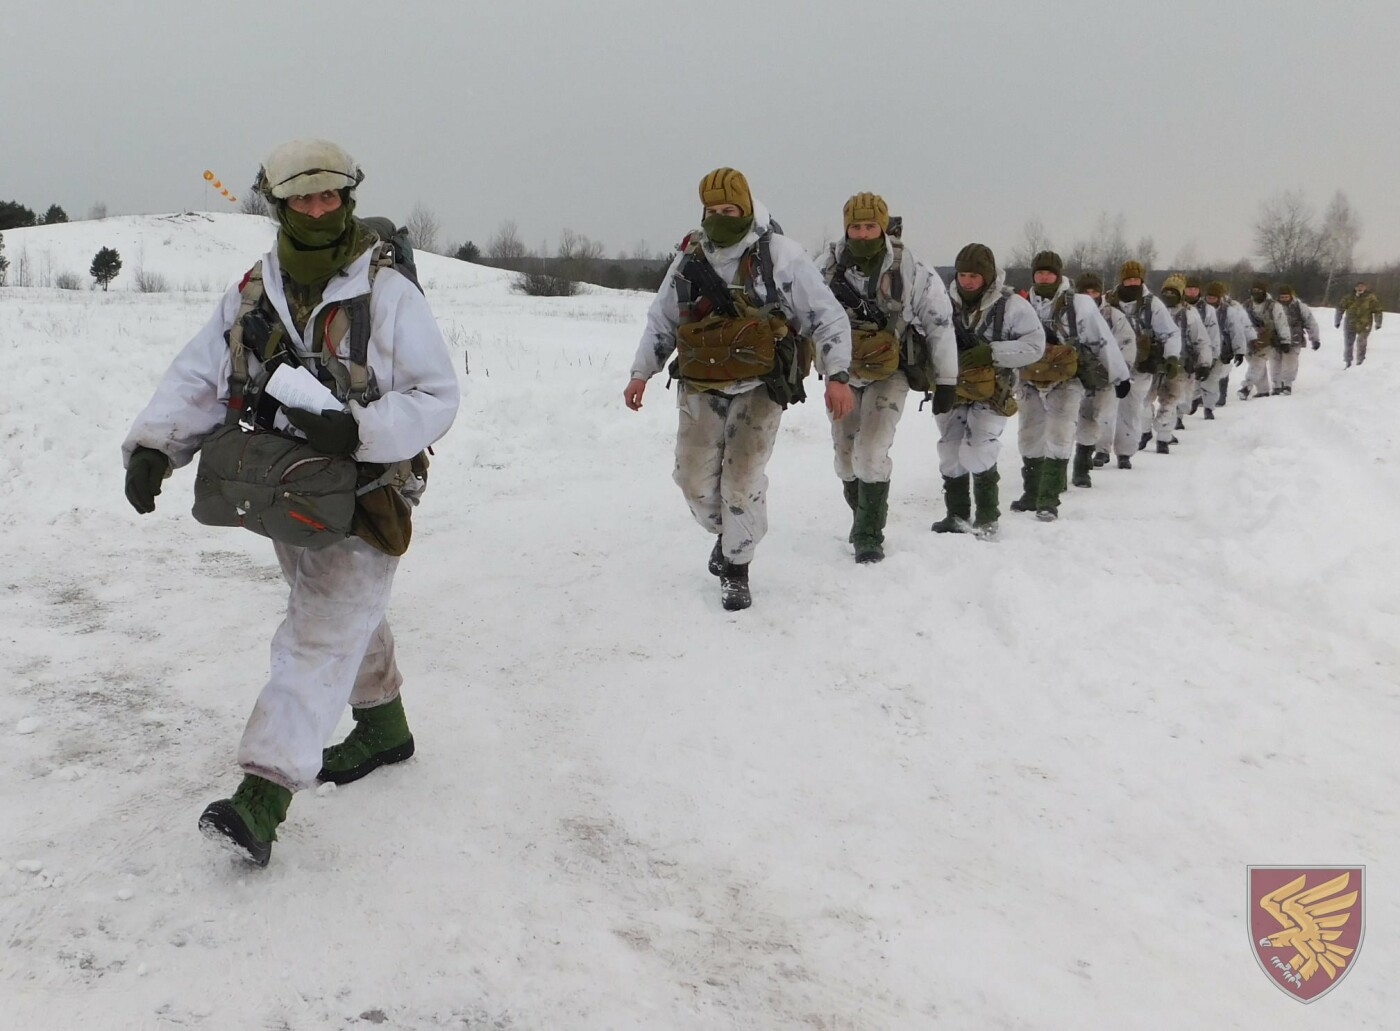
{"left": 1117, "top": 455, "right": 1132, "bottom": 470}
{"left": 719, "top": 560, "right": 751, "bottom": 611}
{"left": 1072, "top": 444, "right": 1094, "bottom": 488}
{"left": 1009, "top": 458, "right": 1041, "bottom": 512}
{"left": 1217, "top": 381, "right": 1228, "bottom": 407}
{"left": 1203, "top": 408, "right": 1215, "bottom": 420}
{"left": 1189, "top": 396, "right": 1201, "bottom": 414}
{"left": 972, "top": 468, "right": 1000, "bottom": 538}
{"left": 1174, "top": 415, "right": 1186, "bottom": 430}
{"left": 1037, "top": 458, "right": 1068, "bottom": 521}
{"left": 1156, "top": 440, "right": 1170, "bottom": 454}
{"left": 931, "top": 475, "right": 972, "bottom": 533}
{"left": 708, "top": 536, "right": 725, "bottom": 576}
{"left": 1139, "top": 430, "right": 1152, "bottom": 451}
{"left": 852, "top": 480, "right": 890, "bottom": 563}
{"left": 842, "top": 479, "right": 859, "bottom": 543}
{"left": 1093, "top": 449, "right": 1109, "bottom": 467}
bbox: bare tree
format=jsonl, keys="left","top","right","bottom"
{"left": 1008, "top": 217, "right": 1052, "bottom": 268}
{"left": 485, "top": 219, "right": 529, "bottom": 270}
{"left": 405, "top": 202, "right": 442, "bottom": 255}
{"left": 558, "top": 228, "right": 605, "bottom": 281}
{"left": 1066, "top": 211, "right": 1131, "bottom": 281}
{"left": 1319, "top": 190, "right": 1362, "bottom": 303}
{"left": 1135, "top": 236, "right": 1158, "bottom": 274}
{"left": 1254, "top": 190, "right": 1325, "bottom": 279}
{"left": 86, "top": 202, "right": 108, "bottom": 221}
{"left": 1172, "top": 241, "right": 1200, "bottom": 271}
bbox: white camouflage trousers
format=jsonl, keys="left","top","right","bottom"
{"left": 674, "top": 384, "right": 782, "bottom": 566}
{"left": 1114, "top": 371, "right": 1153, "bottom": 455}
{"left": 830, "top": 370, "right": 909, "bottom": 483}
{"left": 1272, "top": 347, "right": 1300, "bottom": 388}
{"left": 1245, "top": 346, "right": 1276, "bottom": 395}
{"left": 935, "top": 402, "right": 1009, "bottom": 477}
{"left": 1144, "top": 371, "right": 1188, "bottom": 441}
{"left": 1197, "top": 361, "right": 1228, "bottom": 410}
{"left": 239, "top": 537, "right": 402, "bottom": 791}
{"left": 1077, "top": 388, "right": 1116, "bottom": 450}
{"left": 1017, "top": 379, "right": 1085, "bottom": 459}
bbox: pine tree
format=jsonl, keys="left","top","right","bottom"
{"left": 454, "top": 241, "right": 481, "bottom": 263}
{"left": 41, "top": 205, "right": 69, "bottom": 225}
{"left": 0, "top": 201, "right": 37, "bottom": 231}
{"left": 90, "top": 247, "right": 122, "bottom": 291}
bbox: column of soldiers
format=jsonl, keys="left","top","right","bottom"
{"left": 625, "top": 169, "right": 1371, "bottom": 610}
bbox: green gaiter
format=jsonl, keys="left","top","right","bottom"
{"left": 701, "top": 214, "right": 754, "bottom": 249}
{"left": 845, "top": 237, "right": 887, "bottom": 279}
{"left": 276, "top": 199, "right": 365, "bottom": 286}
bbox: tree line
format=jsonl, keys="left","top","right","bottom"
{"left": 3, "top": 186, "right": 1392, "bottom": 308}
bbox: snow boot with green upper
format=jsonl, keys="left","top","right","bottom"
{"left": 1036, "top": 458, "right": 1069, "bottom": 521}
{"left": 842, "top": 478, "right": 860, "bottom": 543}
{"left": 1009, "top": 458, "right": 1043, "bottom": 512}
{"left": 1072, "top": 444, "right": 1094, "bottom": 488}
{"left": 931, "top": 474, "right": 972, "bottom": 533}
{"left": 972, "top": 467, "right": 1000, "bottom": 538}
{"left": 852, "top": 479, "right": 890, "bottom": 563}
{"left": 199, "top": 774, "right": 292, "bottom": 867}
{"left": 319, "top": 696, "right": 416, "bottom": 785}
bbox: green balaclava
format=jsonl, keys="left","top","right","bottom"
{"left": 276, "top": 193, "right": 366, "bottom": 287}
{"left": 701, "top": 212, "right": 754, "bottom": 249}
{"left": 845, "top": 235, "right": 887, "bottom": 278}
{"left": 1031, "top": 250, "right": 1062, "bottom": 299}
{"left": 955, "top": 243, "right": 997, "bottom": 306}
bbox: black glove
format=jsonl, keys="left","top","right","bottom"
{"left": 1232, "top": 354, "right": 1244, "bottom": 366}
{"left": 1195, "top": 366, "right": 1211, "bottom": 381}
{"left": 1114, "top": 379, "right": 1132, "bottom": 399}
{"left": 125, "top": 447, "right": 170, "bottom": 514}
{"left": 284, "top": 407, "right": 360, "bottom": 456}
{"left": 1311, "top": 339, "right": 1320, "bottom": 351}
{"left": 931, "top": 383, "right": 958, "bottom": 415}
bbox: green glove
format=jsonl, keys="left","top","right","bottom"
{"left": 284, "top": 407, "right": 360, "bottom": 456}
{"left": 125, "top": 446, "right": 170, "bottom": 514}
{"left": 931, "top": 384, "right": 958, "bottom": 415}
{"left": 1164, "top": 356, "right": 1182, "bottom": 378}
{"left": 958, "top": 342, "right": 994, "bottom": 370}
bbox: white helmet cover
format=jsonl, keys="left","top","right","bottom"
{"left": 259, "top": 139, "right": 362, "bottom": 199}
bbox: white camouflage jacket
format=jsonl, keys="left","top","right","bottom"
{"left": 816, "top": 238, "right": 957, "bottom": 388}
{"left": 629, "top": 202, "right": 852, "bottom": 395}
{"left": 1029, "top": 280, "right": 1131, "bottom": 386}
{"left": 1100, "top": 300, "right": 1138, "bottom": 368}
{"left": 1281, "top": 297, "right": 1321, "bottom": 348}
{"left": 1243, "top": 294, "right": 1292, "bottom": 350}
{"left": 1113, "top": 288, "right": 1182, "bottom": 362}
{"left": 123, "top": 245, "right": 460, "bottom": 470}
{"left": 1212, "top": 298, "right": 1257, "bottom": 360}
{"left": 946, "top": 269, "right": 1046, "bottom": 369}
{"left": 1167, "top": 301, "right": 1215, "bottom": 371}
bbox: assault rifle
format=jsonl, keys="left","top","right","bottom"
{"left": 828, "top": 271, "right": 888, "bottom": 329}
{"left": 678, "top": 253, "right": 739, "bottom": 318}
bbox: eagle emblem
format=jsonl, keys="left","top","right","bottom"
{"left": 1249, "top": 867, "right": 1364, "bottom": 1003}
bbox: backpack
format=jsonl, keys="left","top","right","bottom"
{"left": 1023, "top": 290, "right": 1081, "bottom": 388}
{"left": 191, "top": 227, "right": 428, "bottom": 554}
{"left": 823, "top": 239, "right": 933, "bottom": 391}
{"left": 671, "top": 229, "right": 807, "bottom": 408}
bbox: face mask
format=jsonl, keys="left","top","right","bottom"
{"left": 1032, "top": 282, "right": 1058, "bottom": 299}
{"left": 701, "top": 213, "right": 753, "bottom": 249}
{"left": 1161, "top": 289, "right": 1181, "bottom": 307}
{"left": 1251, "top": 290, "right": 1266, "bottom": 303}
{"left": 845, "top": 236, "right": 886, "bottom": 260}
{"left": 1117, "top": 284, "right": 1143, "bottom": 302}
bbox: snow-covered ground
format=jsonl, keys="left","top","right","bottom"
{"left": 2, "top": 213, "right": 1397, "bottom": 1029}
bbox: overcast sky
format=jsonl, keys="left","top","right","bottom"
{"left": 7, "top": 0, "right": 1397, "bottom": 271}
